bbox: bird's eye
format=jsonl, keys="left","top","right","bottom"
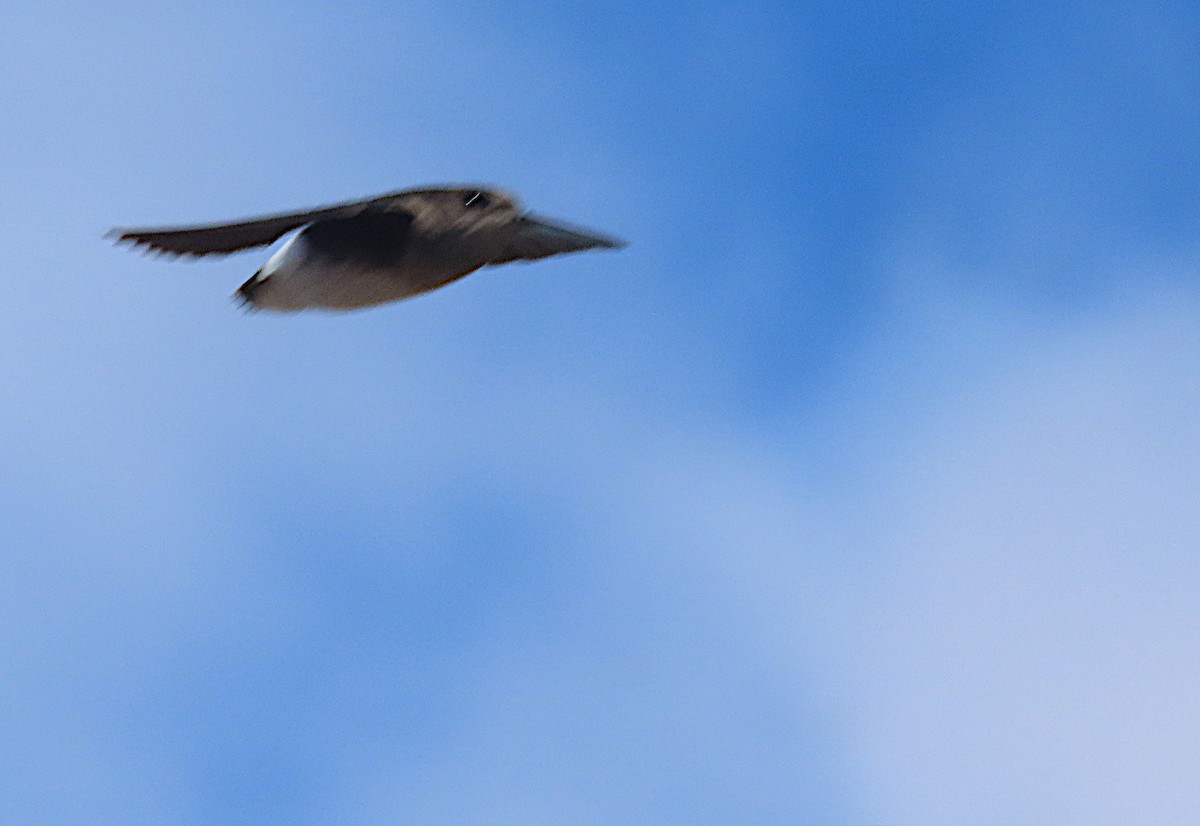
{"left": 463, "top": 191, "right": 490, "bottom": 209}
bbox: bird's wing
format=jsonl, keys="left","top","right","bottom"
{"left": 489, "top": 213, "right": 626, "bottom": 265}
{"left": 106, "top": 192, "right": 411, "bottom": 256}
{"left": 301, "top": 211, "right": 414, "bottom": 266}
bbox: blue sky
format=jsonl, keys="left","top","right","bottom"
{"left": 3, "top": 1, "right": 1200, "bottom": 823}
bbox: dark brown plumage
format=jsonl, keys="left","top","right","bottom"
{"left": 108, "top": 185, "right": 625, "bottom": 310}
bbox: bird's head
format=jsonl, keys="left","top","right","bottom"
{"left": 406, "top": 186, "right": 521, "bottom": 236}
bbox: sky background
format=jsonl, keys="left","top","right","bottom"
{"left": 3, "top": 1, "right": 1200, "bottom": 823}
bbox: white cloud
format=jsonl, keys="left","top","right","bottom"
{"left": 831, "top": 285, "right": 1200, "bottom": 824}
{"left": 584, "top": 280, "right": 1200, "bottom": 824}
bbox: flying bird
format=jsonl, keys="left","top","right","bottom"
{"left": 107, "top": 185, "right": 625, "bottom": 311}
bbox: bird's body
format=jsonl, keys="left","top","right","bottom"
{"left": 108, "top": 186, "right": 624, "bottom": 311}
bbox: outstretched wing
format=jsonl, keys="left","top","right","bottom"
{"left": 106, "top": 191, "right": 413, "bottom": 257}
{"left": 489, "top": 213, "right": 626, "bottom": 265}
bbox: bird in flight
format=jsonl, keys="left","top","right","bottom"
{"left": 108, "top": 185, "right": 625, "bottom": 311}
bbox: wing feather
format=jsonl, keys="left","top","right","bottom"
{"left": 106, "top": 191, "right": 412, "bottom": 256}
{"left": 489, "top": 214, "right": 626, "bottom": 265}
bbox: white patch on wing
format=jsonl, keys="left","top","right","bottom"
{"left": 262, "top": 229, "right": 308, "bottom": 277}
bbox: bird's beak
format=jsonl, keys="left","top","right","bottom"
{"left": 515, "top": 213, "right": 627, "bottom": 252}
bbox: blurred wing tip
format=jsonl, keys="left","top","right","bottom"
{"left": 572, "top": 230, "right": 627, "bottom": 253}
{"left": 106, "top": 228, "right": 156, "bottom": 249}
{"left": 105, "top": 230, "right": 203, "bottom": 259}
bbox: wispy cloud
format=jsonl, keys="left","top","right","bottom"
{"left": 3, "top": 0, "right": 1200, "bottom": 823}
